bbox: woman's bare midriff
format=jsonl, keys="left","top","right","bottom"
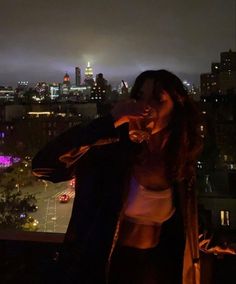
{"left": 118, "top": 218, "right": 162, "bottom": 249}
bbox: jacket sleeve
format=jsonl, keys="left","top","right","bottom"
{"left": 31, "top": 114, "right": 118, "bottom": 183}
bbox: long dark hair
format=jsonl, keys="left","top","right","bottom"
{"left": 130, "top": 69, "right": 203, "bottom": 182}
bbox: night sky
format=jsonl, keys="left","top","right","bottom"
{"left": 0, "top": 0, "right": 235, "bottom": 87}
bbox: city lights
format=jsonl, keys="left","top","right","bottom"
{"left": 0, "top": 155, "right": 21, "bottom": 168}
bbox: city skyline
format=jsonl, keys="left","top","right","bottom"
{"left": 0, "top": 0, "right": 235, "bottom": 87}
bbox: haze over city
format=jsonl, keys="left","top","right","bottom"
{"left": 0, "top": 0, "right": 235, "bottom": 87}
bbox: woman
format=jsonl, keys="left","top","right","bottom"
{"left": 32, "top": 70, "right": 203, "bottom": 284}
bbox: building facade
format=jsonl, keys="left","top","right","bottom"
{"left": 200, "top": 49, "right": 236, "bottom": 96}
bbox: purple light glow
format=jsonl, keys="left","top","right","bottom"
{"left": 0, "top": 155, "right": 21, "bottom": 168}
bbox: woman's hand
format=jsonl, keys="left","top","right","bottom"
{"left": 111, "top": 99, "right": 150, "bottom": 128}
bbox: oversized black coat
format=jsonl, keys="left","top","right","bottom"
{"left": 32, "top": 114, "right": 200, "bottom": 284}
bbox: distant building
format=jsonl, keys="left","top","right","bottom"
{"left": 200, "top": 49, "right": 236, "bottom": 96}
{"left": 197, "top": 93, "right": 236, "bottom": 230}
{"left": 49, "top": 83, "right": 60, "bottom": 100}
{"left": 199, "top": 94, "right": 236, "bottom": 169}
{"left": 63, "top": 73, "right": 70, "bottom": 86}
{"left": 219, "top": 50, "right": 236, "bottom": 94}
{"left": 0, "top": 104, "right": 26, "bottom": 122}
{"left": 34, "top": 82, "right": 50, "bottom": 100}
{"left": 62, "top": 73, "right": 71, "bottom": 95}
{"left": 0, "top": 102, "right": 98, "bottom": 156}
{"left": 75, "top": 67, "right": 81, "bottom": 87}
{"left": 119, "top": 80, "right": 129, "bottom": 95}
{"left": 90, "top": 73, "right": 108, "bottom": 102}
{"left": 84, "top": 62, "right": 95, "bottom": 87}
{"left": 0, "top": 86, "right": 15, "bottom": 101}
{"left": 16, "top": 81, "right": 29, "bottom": 97}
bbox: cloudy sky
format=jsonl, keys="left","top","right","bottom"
{"left": 0, "top": 0, "right": 235, "bottom": 87}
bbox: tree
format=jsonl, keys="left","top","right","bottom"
{"left": 0, "top": 166, "right": 38, "bottom": 231}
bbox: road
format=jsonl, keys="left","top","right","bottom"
{"left": 21, "top": 179, "right": 75, "bottom": 233}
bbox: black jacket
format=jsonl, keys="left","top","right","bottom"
{"left": 32, "top": 114, "right": 138, "bottom": 283}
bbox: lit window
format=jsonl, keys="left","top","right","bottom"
{"left": 229, "top": 164, "right": 235, "bottom": 170}
{"left": 220, "top": 210, "right": 230, "bottom": 226}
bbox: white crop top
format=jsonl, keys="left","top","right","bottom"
{"left": 124, "top": 176, "right": 175, "bottom": 225}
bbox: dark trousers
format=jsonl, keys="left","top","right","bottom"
{"left": 109, "top": 212, "right": 185, "bottom": 284}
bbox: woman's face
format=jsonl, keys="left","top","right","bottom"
{"left": 138, "top": 79, "right": 174, "bottom": 133}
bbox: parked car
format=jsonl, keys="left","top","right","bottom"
{"left": 59, "top": 194, "right": 70, "bottom": 203}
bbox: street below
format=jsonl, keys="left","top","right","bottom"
{"left": 21, "top": 179, "right": 74, "bottom": 233}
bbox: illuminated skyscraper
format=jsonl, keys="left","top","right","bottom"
{"left": 62, "top": 72, "right": 71, "bottom": 95}
{"left": 85, "top": 62, "right": 93, "bottom": 78}
{"left": 84, "top": 62, "right": 95, "bottom": 87}
{"left": 63, "top": 73, "right": 70, "bottom": 87}
{"left": 75, "top": 67, "right": 81, "bottom": 86}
